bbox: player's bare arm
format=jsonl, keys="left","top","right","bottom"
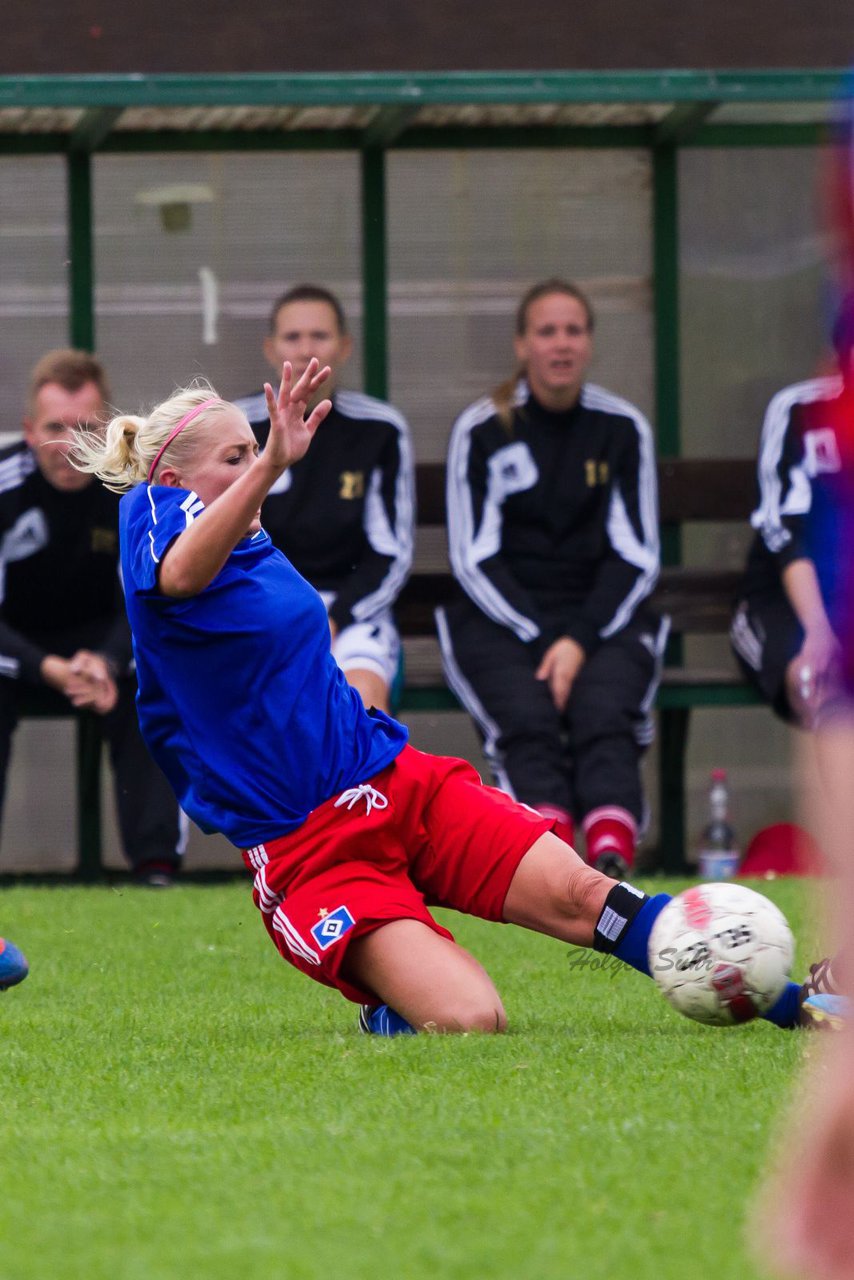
{"left": 159, "top": 360, "right": 331, "bottom": 598}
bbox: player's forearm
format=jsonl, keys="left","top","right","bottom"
{"left": 781, "top": 558, "right": 835, "bottom": 636}
{"left": 159, "top": 458, "right": 284, "bottom": 597}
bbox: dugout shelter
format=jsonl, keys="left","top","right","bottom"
{"left": 0, "top": 0, "right": 849, "bottom": 872}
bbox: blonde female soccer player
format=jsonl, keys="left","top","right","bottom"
{"left": 71, "top": 360, "right": 803, "bottom": 1035}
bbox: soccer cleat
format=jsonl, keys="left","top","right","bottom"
{"left": 798, "top": 957, "right": 846, "bottom": 1029}
{"left": 800, "top": 993, "right": 850, "bottom": 1030}
{"left": 358, "top": 1003, "right": 416, "bottom": 1036}
{"left": 592, "top": 849, "right": 629, "bottom": 880}
{"left": 0, "top": 937, "right": 29, "bottom": 991}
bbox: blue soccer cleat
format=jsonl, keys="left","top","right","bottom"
{"left": 800, "top": 993, "right": 850, "bottom": 1031}
{"left": 358, "top": 1003, "right": 416, "bottom": 1036}
{"left": 798, "top": 958, "right": 848, "bottom": 1029}
{"left": 0, "top": 937, "right": 29, "bottom": 991}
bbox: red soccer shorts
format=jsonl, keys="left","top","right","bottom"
{"left": 241, "top": 745, "right": 552, "bottom": 1004}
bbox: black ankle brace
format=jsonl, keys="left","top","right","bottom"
{"left": 593, "top": 882, "right": 648, "bottom": 953}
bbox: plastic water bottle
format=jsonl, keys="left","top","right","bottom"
{"left": 698, "top": 768, "right": 740, "bottom": 879}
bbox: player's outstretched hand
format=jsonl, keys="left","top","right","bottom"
{"left": 263, "top": 359, "right": 332, "bottom": 472}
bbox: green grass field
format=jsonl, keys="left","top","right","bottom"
{"left": 1, "top": 878, "right": 821, "bottom": 1280}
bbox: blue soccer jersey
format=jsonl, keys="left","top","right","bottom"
{"left": 120, "top": 484, "right": 408, "bottom": 846}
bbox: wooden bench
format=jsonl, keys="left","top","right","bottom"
{"left": 396, "top": 457, "right": 762, "bottom": 872}
{"left": 17, "top": 457, "right": 759, "bottom": 878}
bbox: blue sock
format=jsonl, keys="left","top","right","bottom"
{"left": 761, "top": 981, "right": 800, "bottom": 1029}
{"left": 366, "top": 1004, "right": 416, "bottom": 1036}
{"left": 613, "top": 893, "right": 671, "bottom": 977}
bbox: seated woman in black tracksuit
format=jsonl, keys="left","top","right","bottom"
{"left": 437, "top": 278, "right": 665, "bottom": 877}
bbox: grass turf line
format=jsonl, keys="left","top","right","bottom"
{"left": 1, "top": 878, "right": 817, "bottom": 1280}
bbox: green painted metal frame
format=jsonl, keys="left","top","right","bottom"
{"left": 360, "top": 147, "right": 388, "bottom": 398}
{"left": 0, "top": 69, "right": 846, "bottom": 108}
{"left": 66, "top": 149, "right": 95, "bottom": 350}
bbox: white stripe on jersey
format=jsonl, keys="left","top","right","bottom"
{"left": 232, "top": 392, "right": 268, "bottom": 425}
{"left": 446, "top": 382, "right": 540, "bottom": 643}
{"left": 245, "top": 843, "right": 268, "bottom": 870}
{"left": 272, "top": 906, "right": 321, "bottom": 966}
{"left": 751, "top": 376, "right": 842, "bottom": 553}
{"left": 0, "top": 449, "right": 35, "bottom": 496}
{"left": 435, "top": 605, "right": 516, "bottom": 798}
{"left": 335, "top": 391, "right": 415, "bottom": 623}
{"left": 730, "top": 605, "right": 764, "bottom": 672}
{"left": 253, "top": 864, "right": 282, "bottom": 916}
{"left": 581, "top": 383, "right": 660, "bottom": 638}
{"left": 635, "top": 614, "right": 670, "bottom": 747}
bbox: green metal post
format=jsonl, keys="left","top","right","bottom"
{"left": 66, "top": 149, "right": 95, "bottom": 350}
{"left": 75, "top": 714, "right": 103, "bottom": 878}
{"left": 652, "top": 141, "right": 690, "bottom": 872}
{"left": 652, "top": 142, "right": 681, "bottom": 464}
{"left": 360, "top": 147, "right": 388, "bottom": 399}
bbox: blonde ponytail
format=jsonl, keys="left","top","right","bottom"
{"left": 71, "top": 382, "right": 231, "bottom": 493}
{"left": 72, "top": 414, "right": 149, "bottom": 493}
{"left": 490, "top": 369, "right": 525, "bottom": 434}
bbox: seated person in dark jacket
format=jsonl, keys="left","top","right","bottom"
{"left": 731, "top": 301, "right": 854, "bottom": 728}
{"left": 0, "top": 348, "right": 182, "bottom": 883}
{"left": 234, "top": 284, "right": 414, "bottom": 714}
{"left": 437, "top": 278, "right": 665, "bottom": 878}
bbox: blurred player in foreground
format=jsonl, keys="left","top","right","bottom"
{"left": 758, "top": 307, "right": 854, "bottom": 1275}
{"left": 69, "top": 361, "right": 814, "bottom": 1036}
{"left": 758, "top": 79, "right": 854, "bottom": 1276}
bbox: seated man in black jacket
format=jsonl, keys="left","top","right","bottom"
{"left": 234, "top": 284, "right": 414, "bottom": 714}
{"left": 0, "top": 348, "right": 182, "bottom": 883}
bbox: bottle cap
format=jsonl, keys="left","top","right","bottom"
{"left": 711, "top": 768, "right": 727, "bottom": 782}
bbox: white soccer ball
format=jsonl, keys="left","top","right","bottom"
{"left": 648, "top": 883, "right": 795, "bottom": 1026}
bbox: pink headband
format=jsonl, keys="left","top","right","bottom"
{"left": 147, "top": 397, "right": 221, "bottom": 484}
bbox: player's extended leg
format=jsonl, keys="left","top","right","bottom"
{"left": 502, "top": 830, "right": 612, "bottom": 944}
{"left": 502, "top": 830, "right": 806, "bottom": 1028}
{"left": 342, "top": 918, "right": 508, "bottom": 1034}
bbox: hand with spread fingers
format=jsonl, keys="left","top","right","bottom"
{"left": 263, "top": 359, "right": 332, "bottom": 473}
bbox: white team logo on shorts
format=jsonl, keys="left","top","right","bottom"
{"left": 310, "top": 906, "right": 356, "bottom": 950}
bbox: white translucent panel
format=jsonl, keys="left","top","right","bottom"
{"left": 93, "top": 152, "right": 362, "bottom": 411}
{"left": 387, "top": 149, "right": 654, "bottom": 460}
{"left": 0, "top": 157, "right": 69, "bottom": 423}
{"left": 679, "top": 146, "right": 832, "bottom": 462}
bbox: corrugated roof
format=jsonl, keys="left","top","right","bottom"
{"left": 0, "top": 71, "right": 845, "bottom": 146}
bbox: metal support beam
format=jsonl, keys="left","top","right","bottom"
{"left": 360, "top": 148, "right": 388, "bottom": 399}
{"left": 655, "top": 101, "right": 719, "bottom": 145}
{"left": 75, "top": 714, "right": 104, "bottom": 878}
{"left": 66, "top": 149, "right": 95, "bottom": 350}
{"left": 652, "top": 144, "right": 681, "bottom": 464}
{"left": 70, "top": 106, "right": 123, "bottom": 152}
{"left": 363, "top": 104, "right": 420, "bottom": 149}
{"left": 657, "top": 708, "right": 691, "bottom": 872}
{"left": 0, "top": 70, "right": 846, "bottom": 110}
{"left": 652, "top": 141, "right": 687, "bottom": 865}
